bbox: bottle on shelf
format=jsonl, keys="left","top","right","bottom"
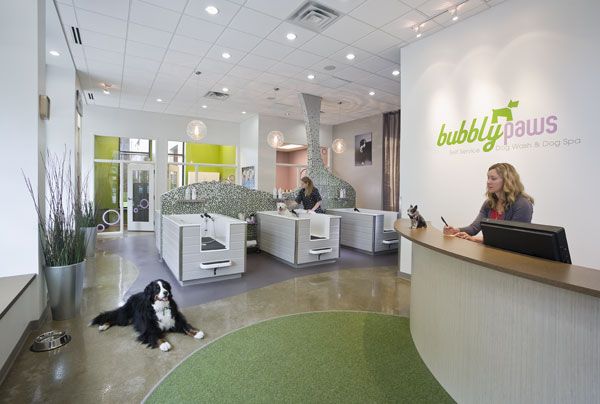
{"left": 273, "top": 187, "right": 278, "bottom": 199}
{"left": 184, "top": 187, "right": 191, "bottom": 200}
{"left": 191, "top": 187, "right": 197, "bottom": 200}
{"left": 278, "top": 188, "right": 283, "bottom": 199}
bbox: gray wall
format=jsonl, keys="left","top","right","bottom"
{"left": 332, "top": 114, "right": 383, "bottom": 210}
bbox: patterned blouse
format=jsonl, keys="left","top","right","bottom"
{"left": 295, "top": 188, "right": 324, "bottom": 213}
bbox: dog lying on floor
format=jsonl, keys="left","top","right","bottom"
{"left": 90, "top": 279, "right": 204, "bottom": 352}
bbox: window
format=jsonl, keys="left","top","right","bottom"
{"left": 166, "top": 141, "right": 238, "bottom": 190}
{"left": 119, "top": 138, "right": 151, "bottom": 161}
{"left": 167, "top": 141, "right": 185, "bottom": 190}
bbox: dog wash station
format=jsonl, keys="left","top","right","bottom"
{"left": 327, "top": 208, "right": 400, "bottom": 254}
{"left": 161, "top": 213, "right": 247, "bottom": 285}
{"left": 256, "top": 209, "right": 341, "bottom": 267}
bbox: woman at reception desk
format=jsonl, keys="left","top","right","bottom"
{"left": 443, "top": 162, "right": 534, "bottom": 243}
{"left": 395, "top": 218, "right": 600, "bottom": 403}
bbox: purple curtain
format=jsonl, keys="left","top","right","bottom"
{"left": 382, "top": 110, "right": 400, "bottom": 211}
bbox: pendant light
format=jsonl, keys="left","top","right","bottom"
{"left": 332, "top": 101, "right": 346, "bottom": 154}
{"left": 267, "top": 87, "right": 284, "bottom": 149}
{"left": 187, "top": 71, "right": 207, "bottom": 141}
{"left": 267, "top": 130, "right": 285, "bottom": 148}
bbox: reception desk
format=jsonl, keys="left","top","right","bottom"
{"left": 395, "top": 219, "right": 600, "bottom": 404}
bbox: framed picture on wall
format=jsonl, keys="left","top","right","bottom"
{"left": 242, "top": 166, "right": 256, "bottom": 189}
{"left": 355, "top": 133, "right": 372, "bottom": 166}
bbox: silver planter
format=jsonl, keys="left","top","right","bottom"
{"left": 43, "top": 261, "right": 86, "bottom": 321}
{"left": 81, "top": 227, "right": 97, "bottom": 258}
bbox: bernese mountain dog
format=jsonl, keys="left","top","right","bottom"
{"left": 90, "top": 279, "right": 204, "bottom": 352}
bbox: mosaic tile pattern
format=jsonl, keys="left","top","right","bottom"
{"left": 158, "top": 182, "right": 276, "bottom": 252}
{"left": 298, "top": 93, "right": 356, "bottom": 210}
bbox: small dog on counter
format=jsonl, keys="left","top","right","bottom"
{"left": 90, "top": 279, "right": 204, "bottom": 352}
{"left": 407, "top": 205, "right": 427, "bottom": 229}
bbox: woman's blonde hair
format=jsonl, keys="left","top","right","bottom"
{"left": 486, "top": 162, "right": 534, "bottom": 209}
{"left": 301, "top": 176, "right": 314, "bottom": 197}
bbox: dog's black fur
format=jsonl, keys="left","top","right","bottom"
{"left": 90, "top": 279, "right": 200, "bottom": 349}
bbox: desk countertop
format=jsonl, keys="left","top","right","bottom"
{"left": 0, "top": 274, "right": 36, "bottom": 320}
{"left": 395, "top": 218, "right": 600, "bottom": 298}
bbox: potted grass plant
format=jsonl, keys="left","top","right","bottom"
{"left": 24, "top": 150, "right": 86, "bottom": 321}
{"left": 77, "top": 199, "right": 97, "bottom": 258}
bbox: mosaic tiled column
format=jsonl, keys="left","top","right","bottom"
{"left": 298, "top": 93, "right": 355, "bottom": 210}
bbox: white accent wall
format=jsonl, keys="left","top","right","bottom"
{"left": 240, "top": 115, "right": 259, "bottom": 188}
{"left": 400, "top": 0, "right": 600, "bottom": 272}
{"left": 332, "top": 114, "right": 383, "bottom": 209}
{"left": 0, "top": 0, "right": 47, "bottom": 374}
{"left": 45, "top": 64, "right": 77, "bottom": 163}
{"left": 81, "top": 105, "right": 241, "bottom": 205}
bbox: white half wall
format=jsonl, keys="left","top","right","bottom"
{"left": 257, "top": 114, "right": 332, "bottom": 193}
{"left": 400, "top": 0, "right": 600, "bottom": 271}
{"left": 332, "top": 113, "right": 383, "bottom": 210}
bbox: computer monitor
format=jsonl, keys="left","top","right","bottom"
{"left": 480, "top": 219, "right": 571, "bottom": 264}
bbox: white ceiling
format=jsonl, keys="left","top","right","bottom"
{"left": 54, "top": 0, "right": 504, "bottom": 124}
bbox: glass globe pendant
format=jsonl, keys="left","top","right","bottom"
{"left": 267, "top": 130, "right": 284, "bottom": 148}
{"left": 332, "top": 138, "right": 346, "bottom": 154}
{"left": 187, "top": 120, "right": 207, "bottom": 141}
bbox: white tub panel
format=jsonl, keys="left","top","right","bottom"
{"left": 339, "top": 212, "right": 375, "bottom": 251}
{"left": 257, "top": 213, "right": 296, "bottom": 263}
{"left": 375, "top": 214, "right": 400, "bottom": 252}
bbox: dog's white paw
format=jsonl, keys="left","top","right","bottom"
{"left": 98, "top": 324, "right": 110, "bottom": 332}
{"left": 194, "top": 331, "right": 205, "bottom": 340}
{"left": 159, "top": 341, "right": 172, "bottom": 352}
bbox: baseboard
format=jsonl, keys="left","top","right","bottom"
{"left": 0, "top": 302, "right": 49, "bottom": 386}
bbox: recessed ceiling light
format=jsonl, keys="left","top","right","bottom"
{"left": 156, "top": 98, "right": 163, "bottom": 102}
{"left": 202, "top": 105, "right": 208, "bottom": 109}
{"left": 222, "top": 87, "right": 229, "bottom": 92}
{"left": 49, "top": 50, "right": 60, "bottom": 56}
{"left": 346, "top": 53, "right": 355, "bottom": 60}
{"left": 103, "top": 89, "right": 110, "bottom": 95}
{"left": 205, "top": 6, "right": 218, "bottom": 15}
{"left": 452, "top": 15, "right": 459, "bottom": 21}
{"left": 392, "top": 70, "right": 400, "bottom": 76}
{"left": 242, "top": 111, "right": 247, "bottom": 114}
{"left": 416, "top": 32, "right": 422, "bottom": 38}
{"left": 222, "top": 52, "right": 231, "bottom": 59}
{"left": 369, "top": 91, "right": 375, "bottom": 96}
{"left": 286, "top": 33, "right": 296, "bottom": 41}
{"left": 307, "top": 74, "right": 315, "bottom": 80}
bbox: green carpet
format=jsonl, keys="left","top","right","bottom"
{"left": 145, "top": 312, "right": 454, "bottom": 404}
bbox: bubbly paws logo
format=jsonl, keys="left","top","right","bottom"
{"left": 436, "top": 100, "right": 579, "bottom": 154}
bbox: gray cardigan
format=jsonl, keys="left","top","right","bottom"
{"left": 460, "top": 195, "right": 533, "bottom": 236}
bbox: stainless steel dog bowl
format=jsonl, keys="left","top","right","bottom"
{"left": 30, "top": 330, "right": 72, "bottom": 352}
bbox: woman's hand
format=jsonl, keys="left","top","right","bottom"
{"left": 454, "top": 232, "right": 483, "bottom": 243}
{"left": 443, "top": 225, "right": 459, "bottom": 236}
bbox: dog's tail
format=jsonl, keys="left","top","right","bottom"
{"left": 90, "top": 309, "right": 121, "bottom": 326}
{"left": 90, "top": 297, "right": 133, "bottom": 326}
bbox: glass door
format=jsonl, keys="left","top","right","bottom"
{"left": 127, "top": 164, "right": 154, "bottom": 231}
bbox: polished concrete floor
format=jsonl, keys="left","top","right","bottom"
{"left": 0, "top": 248, "right": 410, "bottom": 403}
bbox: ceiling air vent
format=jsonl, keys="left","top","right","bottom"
{"left": 288, "top": 1, "right": 340, "bottom": 33}
{"left": 71, "top": 26, "right": 82, "bottom": 45}
{"left": 204, "top": 91, "right": 229, "bottom": 101}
